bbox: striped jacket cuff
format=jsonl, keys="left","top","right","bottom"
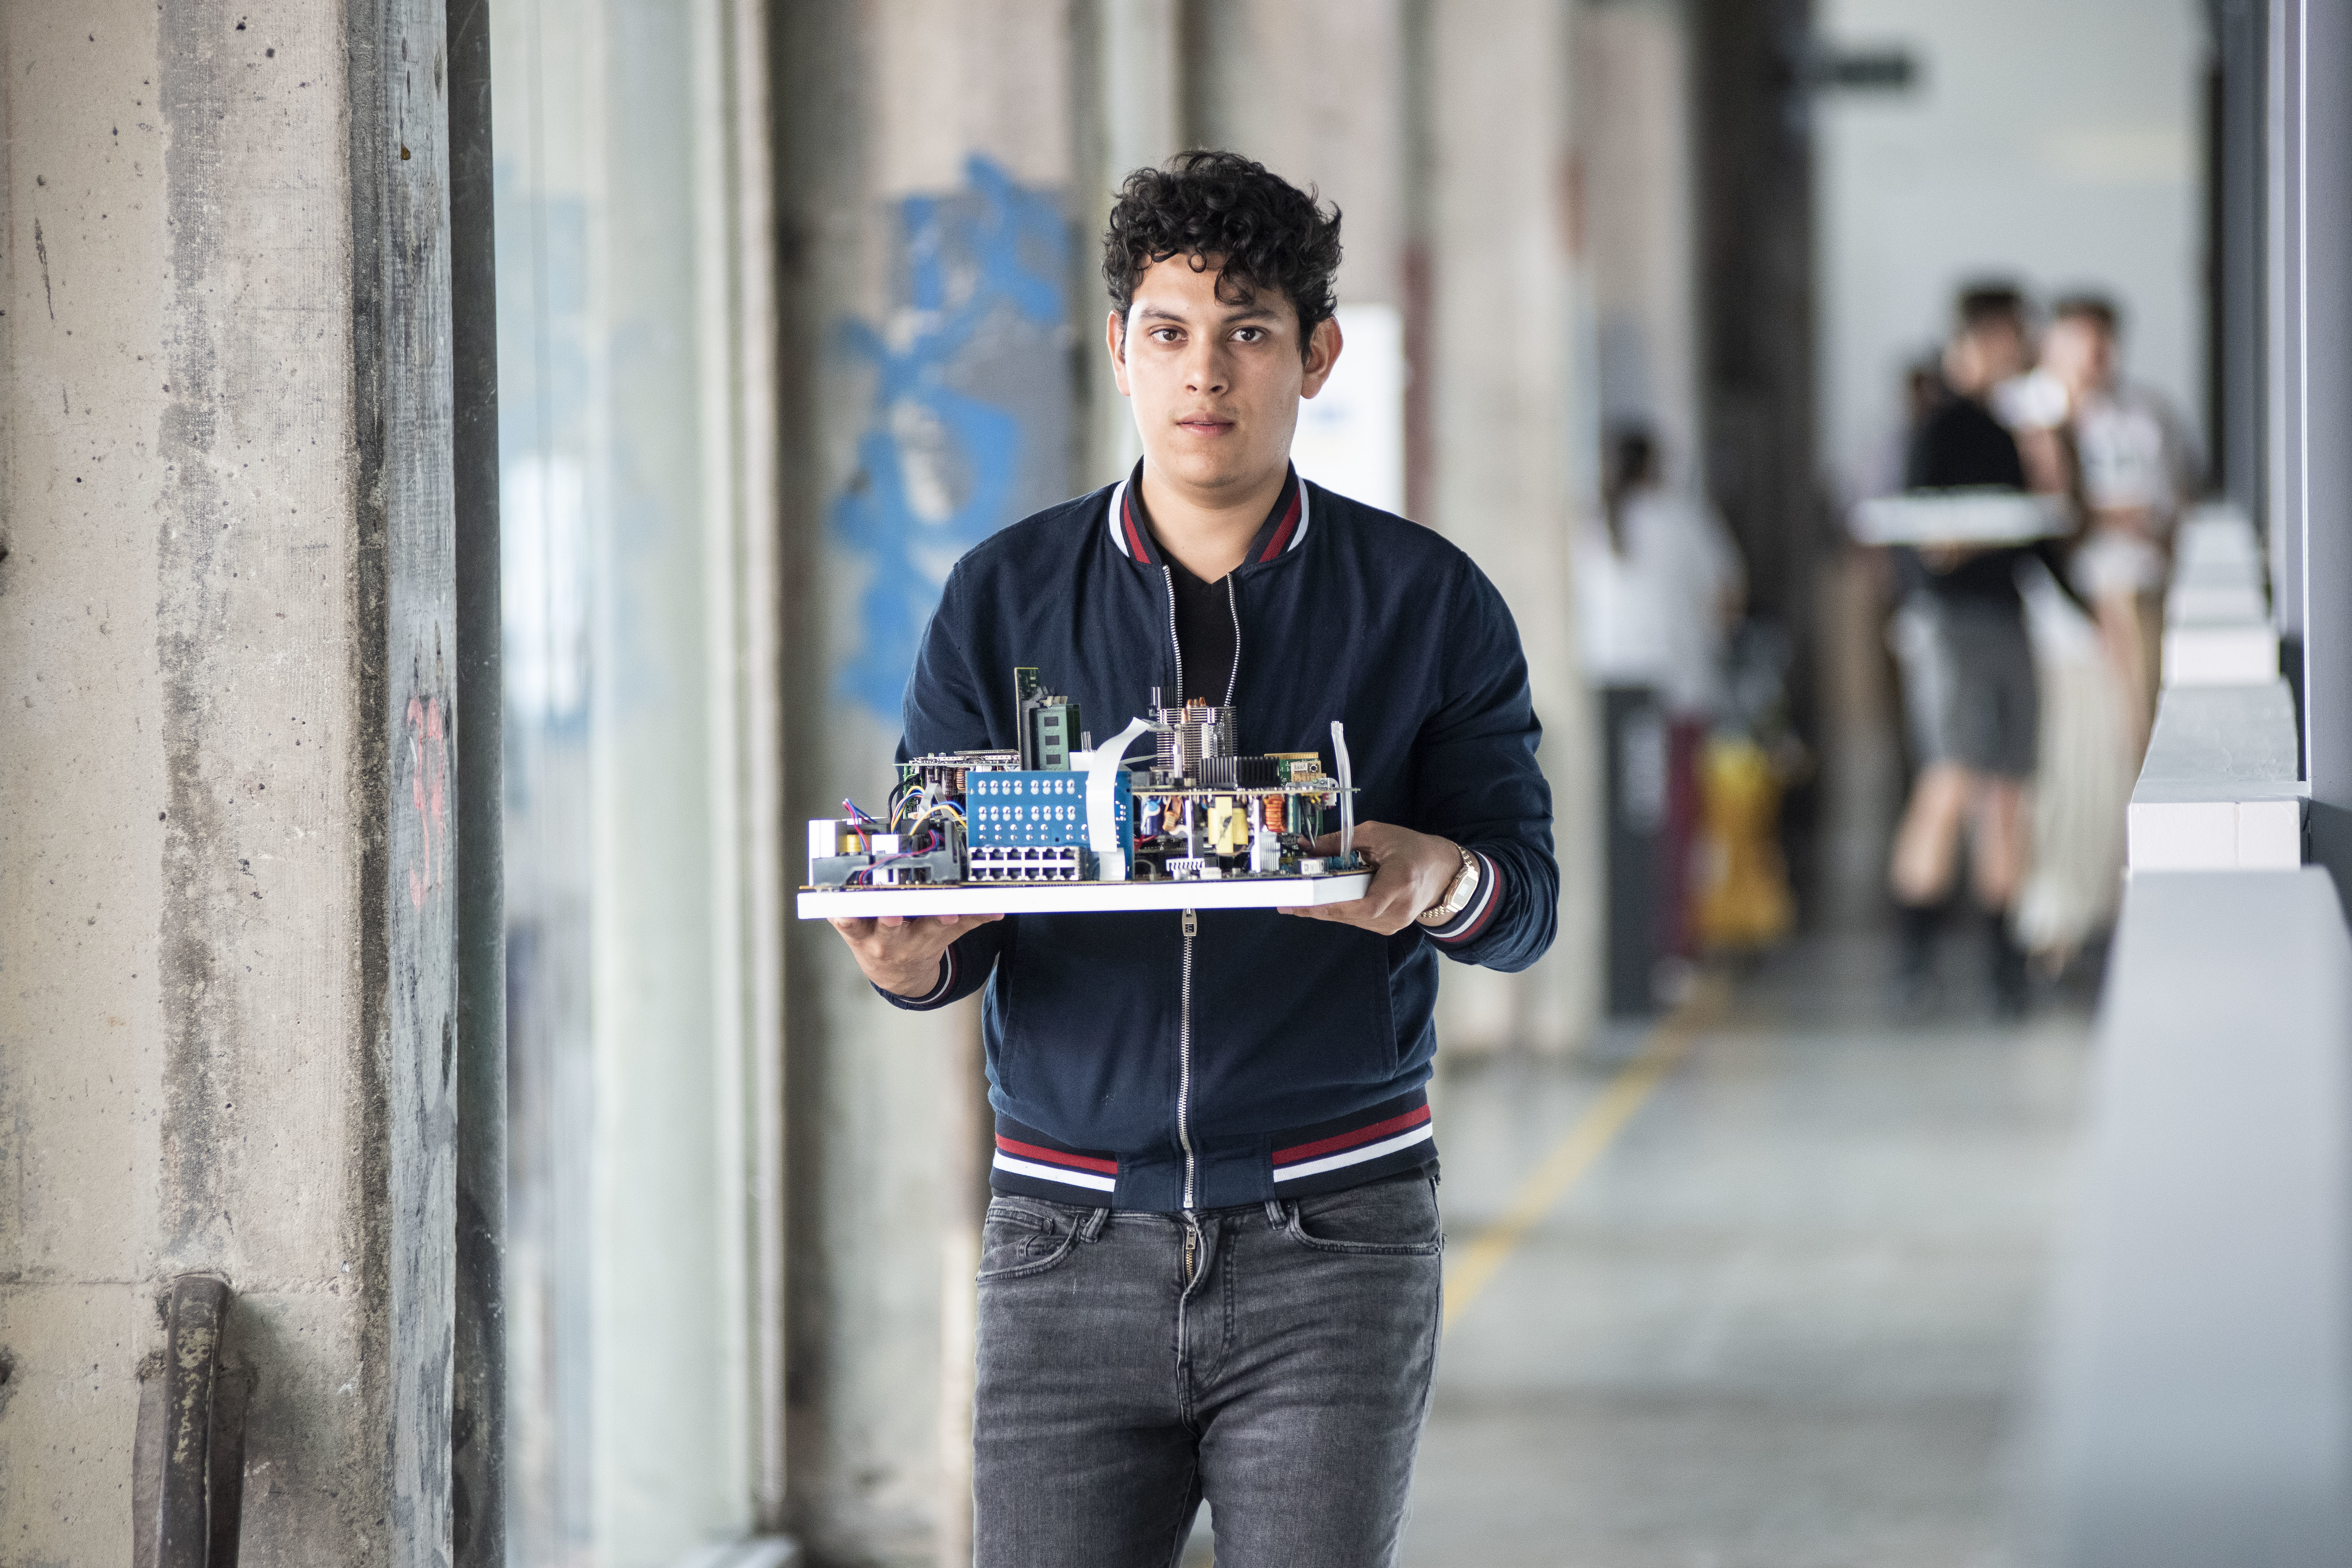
{"left": 1423, "top": 850, "right": 1501, "bottom": 946}
{"left": 876, "top": 947, "right": 957, "bottom": 1009}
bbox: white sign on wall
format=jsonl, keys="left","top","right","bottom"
{"left": 1290, "top": 302, "right": 1405, "bottom": 517}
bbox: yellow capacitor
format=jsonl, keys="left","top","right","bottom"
{"left": 1207, "top": 796, "right": 1247, "bottom": 855}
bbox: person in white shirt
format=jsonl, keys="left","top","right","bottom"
{"left": 1578, "top": 426, "right": 1745, "bottom": 968}
{"left": 2035, "top": 294, "right": 2198, "bottom": 756}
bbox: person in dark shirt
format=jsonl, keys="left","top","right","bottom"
{"left": 1886, "top": 285, "right": 2064, "bottom": 1015}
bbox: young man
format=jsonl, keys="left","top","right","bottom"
{"left": 1886, "top": 285, "right": 2073, "bottom": 1014}
{"left": 828, "top": 151, "right": 1556, "bottom": 1566}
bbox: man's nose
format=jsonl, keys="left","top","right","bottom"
{"left": 1184, "top": 343, "right": 1229, "bottom": 396}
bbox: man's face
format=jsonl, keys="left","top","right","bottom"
{"left": 2043, "top": 315, "right": 2115, "bottom": 397}
{"left": 1109, "top": 255, "right": 1340, "bottom": 501}
{"left": 1943, "top": 318, "right": 2028, "bottom": 398}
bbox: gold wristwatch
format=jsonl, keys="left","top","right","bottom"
{"left": 1416, "top": 844, "right": 1481, "bottom": 926}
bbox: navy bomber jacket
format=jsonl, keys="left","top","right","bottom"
{"left": 883, "top": 472, "right": 1557, "bottom": 1213}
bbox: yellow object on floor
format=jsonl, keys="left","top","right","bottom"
{"left": 1694, "top": 735, "right": 1794, "bottom": 951}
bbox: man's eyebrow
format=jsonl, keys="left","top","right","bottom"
{"left": 1131, "top": 301, "right": 1283, "bottom": 325}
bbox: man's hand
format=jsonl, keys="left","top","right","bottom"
{"left": 829, "top": 912, "right": 1004, "bottom": 998}
{"left": 1278, "top": 822, "right": 1463, "bottom": 937}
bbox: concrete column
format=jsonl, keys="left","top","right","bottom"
{"left": 0, "top": 1, "right": 460, "bottom": 1561}
{"left": 1074, "top": 0, "right": 1187, "bottom": 489}
{"left": 776, "top": 3, "right": 1077, "bottom": 1561}
{"left": 1577, "top": 0, "right": 1703, "bottom": 494}
{"left": 1189, "top": 1, "right": 1411, "bottom": 514}
{"left": 1187, "top": 0, "right": 1406, "bottom": 309}
{"left": 1419, "top": 0, "right": 1601, "bottom": 1051}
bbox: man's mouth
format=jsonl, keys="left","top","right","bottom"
{"left": 1176, "top": 414, "right": 1235, "bottom": 435}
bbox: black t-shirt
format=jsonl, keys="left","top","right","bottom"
{"left": 1898, "top": 393, "right": 2044, "bottom": 611}
{"left": 1166, "top": 557, "right": 1238, "bottom": 703}
{"left": 1119, "top": 462, "right": 1301, "bottom": 702}
{"left": 1905, "top": 393, "right": 2026, "bottom": 490}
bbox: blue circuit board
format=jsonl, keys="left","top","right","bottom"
{"left": 965, "top": 770, "right": 1132, "bottom": 854}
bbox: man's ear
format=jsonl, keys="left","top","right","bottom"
{"left": 1300, "top": 314, "right": 1344, "bottom": 400}
{"left": 1106, "top": 309, "right": 1132, "bottom": 398}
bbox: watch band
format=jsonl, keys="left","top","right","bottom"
{"left": 1416, "top": 844, "right": 1481, "bottom": 926}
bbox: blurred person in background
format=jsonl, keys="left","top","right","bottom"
{"left": 2040, "top": 294, "right": 2198, "bottom": 757}
{"left": 1887, "top": 284, "right": 2080, "bottom": 1015}
{"left": 1579, "top": 425, "right": 1745, "bottom": 983}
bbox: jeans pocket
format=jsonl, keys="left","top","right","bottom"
{"left": 1281, "top": 1171, "right": 1444, "bottom": 1256}
{"left": 977, "top": 1206, "right": 1084, "bottom": 1282}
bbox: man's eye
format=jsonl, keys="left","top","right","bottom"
{"left": 1233, "top": 327, "right": 1263, "bottom": 343}
{"left": 1151, "top": 328, "right": 1182, "bottom": 344}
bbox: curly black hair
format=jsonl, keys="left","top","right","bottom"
{"left": 1102, "top": 150, "right": 1344, "bottom": 359}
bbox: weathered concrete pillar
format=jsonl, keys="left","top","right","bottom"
{"left": 1577, "top": 0, "right": 1702, "bottom": 493}
{"left": 1187, "top": 0, "right": 1407, "bottom": 308}
{"left": 1188, "top": 0, "right": 1410, "bottom": 515}
{"left": 1421, "top": 0, "right": 1602, "bottom": 1050}
{"left": 1074, "top": 0, "right": 1187, "bottom": 488}
{"left": 776, "top": 3, "right": 1078, "bottom": 1561}
{"left": 0, "top": 1, "right": 460, "bottom": 1561}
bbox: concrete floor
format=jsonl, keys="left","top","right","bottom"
{"left": 1397, "top": 932, "right": 2095, "bottom": 1567}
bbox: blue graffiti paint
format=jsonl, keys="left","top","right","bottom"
{"left": 832, "top": 155, "right": 1071, "bottom": 719}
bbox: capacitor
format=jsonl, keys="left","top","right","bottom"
{"left": 1207, "top": 796, "right": 1247, "bottom": 856}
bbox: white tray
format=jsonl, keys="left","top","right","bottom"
{"left": 1851, "top": 490, "right": 2068, "bottom": 546}
{"left": 798, "top": 871, "right": 1372, "bottom": 919}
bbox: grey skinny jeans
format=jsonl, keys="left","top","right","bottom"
{"left": 972, "top": 1169, "right": 1444, "bottom": 1568}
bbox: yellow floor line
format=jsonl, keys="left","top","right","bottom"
{"left": 1441, "top": 975, "right": 1729, "bottom": 1334}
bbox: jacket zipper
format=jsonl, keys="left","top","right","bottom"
{"left": 1162, "top": 564, "right": 1200, "bottom": 1230}
{"left": 1180, "top": 906, "right": 1199, "bottom": 1276}
{"left": 1166, "top": 572, "right": 1242, "bottom": 1258}
{"left": 1157, "top": 571, "right": 1195, "bottom": 1260}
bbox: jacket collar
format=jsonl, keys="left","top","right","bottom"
{"left": 1104, "top": 459, "right": 1311, "bottom": 572}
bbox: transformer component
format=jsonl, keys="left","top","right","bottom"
{"left": 1206, "top": 796, "right": 1248, "bottom": 856}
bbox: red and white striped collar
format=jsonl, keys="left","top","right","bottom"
{"left": 1105, "top": 462, "right": 1312, "bottom": 569}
